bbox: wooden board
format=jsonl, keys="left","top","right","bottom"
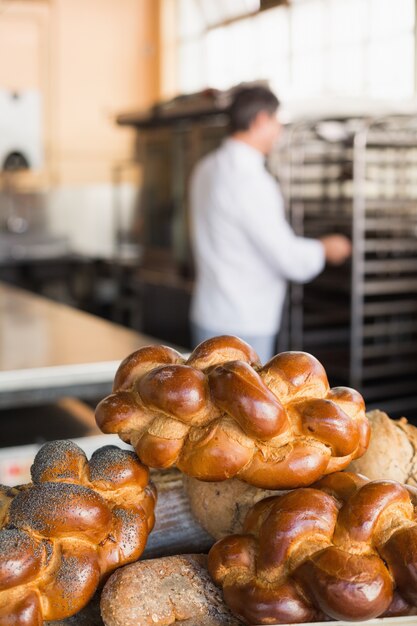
{"left": 143, "top": 468, "right": 214, "bottom": 558}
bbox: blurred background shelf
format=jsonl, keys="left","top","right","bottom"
{"left": 278, "top": 115, "right": 417, "bottom": 418}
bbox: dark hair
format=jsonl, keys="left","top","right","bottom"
{"left": 229, "top": 86, "right": 280, "bottom": 134}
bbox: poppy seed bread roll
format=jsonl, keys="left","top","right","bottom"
{"left": 0, "top": 440, "right": 156, "bottom": 626}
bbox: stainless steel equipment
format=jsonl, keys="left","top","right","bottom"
{"left": 0, "top": 171, "right": 70, "bottom": 260}
{"left": 276, "top": 114, "right": 417, "bottom": 417}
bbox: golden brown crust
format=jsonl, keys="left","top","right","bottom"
{"left": 0, "top": 440, "right": 156, "bottom": 626}
{"left": 96, "top": 337, "right": 369, "bottom": 488}
{"left": 208, "top": 471, "right": 417, "bottom": 624}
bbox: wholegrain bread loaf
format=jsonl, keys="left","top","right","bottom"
{"left": 184, "top": 476, "right": 276, "bottom": 540}
{"left": 348, "top": 409, "right": 417, "bottom": 484}
{"left": 100, "top": 554, "right": 242, "bottom": 626}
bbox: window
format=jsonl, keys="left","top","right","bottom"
{"left": 168, "top": 0, "right": 416, "bottom": 102}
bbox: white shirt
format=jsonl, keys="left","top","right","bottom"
{"left": 190, "top": 138, "right": 325, "bottom": 335}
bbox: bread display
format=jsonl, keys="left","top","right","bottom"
{"left": 96, "top": 335, "right": 370, "bottom": 488}
{"left": 0, "top": 440, "right": 156, "bottom": 626}
{"left": 208, "top": 472, "right": 417, "bottom": 624}
{"left": 349, "top": 409, "right": 417, "bottom": 485}
{"left": 100, "top": 554, "right": 242, "bottom": 626}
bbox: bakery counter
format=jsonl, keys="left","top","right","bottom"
{"left": 0, "top": 282, "right": 177, "bottom": 408}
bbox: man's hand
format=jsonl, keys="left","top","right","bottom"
{"left": 320, "top": 234, "right": 352, "bottom": 265}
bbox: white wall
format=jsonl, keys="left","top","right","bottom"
{"left": 45, "top": 183, "right": 139, "bottom": 258}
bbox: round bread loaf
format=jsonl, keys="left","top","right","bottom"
{"left": 349, "top": 409, "right": 417, "bottom": 485}
{"left": 100, "top": 554, "right": 242, "bottom": 626}
{"left": 96, "top": 336, "right": 369, "bottom": 489}
{"left": 184, "top": 475, "right": 277, "bottom": 540}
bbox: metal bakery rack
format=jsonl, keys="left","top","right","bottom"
{"left": 274, "top": 113, "right": 417, "bottom": 418}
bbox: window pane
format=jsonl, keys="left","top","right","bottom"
{"left": 178, "top": 0, "right": 205, "bottom": 38}
{"left": 197, "top": 0, "right": 260, "bottom": 27}
{"left": 328, "top": 44, "right": 365, "bottom": 96}
{"left": 368, "top": 34, "right": 414, "bottom": 98}
{"left": 179, "top": 39, "right": 206, "bottom": 93}
{"left": 174, "top": 0, "right": 417, "bottom": 102}
{"left": 255, "top": 9, "right": 290, "bottom": 91}
{"left": 328, "top": 0, "right": 370, "bottom": 46}
{"left": 256, "top": 7, "right": 289, "bottom": 57}
{"left": 205, "top": 27, "right": 231, "bottom": 89}
{"left": 244, "top": 0, "right": 261, "bottom": 11}
{"left": 227, "top": 19, "right": 258, "bottom": 83}
{"left": 222, "top": 0, "right": 259, "bottom": 20}
{"left": 291, "top": 51, "right": 324, "bottom": 97}
{"left": 291, "top": 0, "right": 325, "bottom": 52}
{"left": 370, "top": 0, "right": 415, "bottom": 39}
{"left": 198, "top": 0, "right": 225, "bottom": 28}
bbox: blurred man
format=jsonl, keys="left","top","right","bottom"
{"left": 189, "top": 86, "right": 351, "bottom": 362}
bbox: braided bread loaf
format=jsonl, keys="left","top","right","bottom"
{"left": 96, "top": 336, "right": 369, "bottom": 488}
{"left": 208, "top": 472, "right": 417, "bottom": 624}
{"left": 0, "top": 440, "right": 156, "bottom": 626}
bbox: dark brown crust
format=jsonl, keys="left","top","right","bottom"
{"left": 208, "top": 471, "right": 417, "bottom": 624}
